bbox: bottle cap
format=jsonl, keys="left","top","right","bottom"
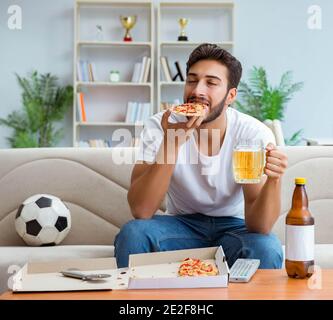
{"left": 295, "top": 177, "right": 306, "bottom": 185}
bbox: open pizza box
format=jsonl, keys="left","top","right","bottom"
{"left": 12, "top": 246, "right": 229, "bottom": 292}
{"left": 127, "top": 246, "right": 230, "bottom": 289}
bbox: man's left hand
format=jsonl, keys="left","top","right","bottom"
{"left": 264, "top": 143, "right": 288, "bottom": 180}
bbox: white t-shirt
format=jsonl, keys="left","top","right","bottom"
{"left": 136, "top": 107, "right": 276, "bottom": 219}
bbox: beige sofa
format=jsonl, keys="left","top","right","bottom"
{"left": 0, "top": 146, "right": 333, "bottom": 293}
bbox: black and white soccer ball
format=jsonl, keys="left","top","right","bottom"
{"left": 15, "top": 194, "right": 71, "bottom": 246}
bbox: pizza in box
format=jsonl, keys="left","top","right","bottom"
{"left": 178, "top": 258, "right": 219, "bottom": 277}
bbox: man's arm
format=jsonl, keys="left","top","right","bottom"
{"left": 127, "top": 138, "right": 176, "bottom": 220}
{"left": 242, "top": 144, "right": 288, "bottom": 234}
{"left": 128, "top": 110, "right": 206, "bottom": 219}
{"left": 243, "top": 177, "right": 281, "bottom": 234}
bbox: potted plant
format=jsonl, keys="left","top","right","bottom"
{"left": 234, "top": 66, "right": 304, "bottom": 145}
{"left": 0, "top": 71, "right": 73, "bottom": 148}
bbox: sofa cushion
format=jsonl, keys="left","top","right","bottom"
{"left": 312, "top": 244, "right": 333, "bottom": 269}
{"left": 0, "top": 245, "right": 114, "bottom": 294}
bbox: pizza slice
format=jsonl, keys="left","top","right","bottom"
{"left": 178, "top": 257, "right": 219, "bottom": 277}
{"left": 170, "top": 103, "right": 208, "bottom": 116}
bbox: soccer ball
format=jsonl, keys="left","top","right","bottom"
{"left": 15, "top": 194, "right": 71, "bottom": 246}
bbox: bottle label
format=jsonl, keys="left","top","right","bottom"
{"left": 285, "top": 225, "right": 314, "bottom": 261}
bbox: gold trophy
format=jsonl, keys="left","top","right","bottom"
{"left": 178, "top": 18, "right": 189, "bottom": 41}
{"left": 120, "top": 15, "right": 137, "bottom": 42}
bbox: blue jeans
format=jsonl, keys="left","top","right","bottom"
{"left": 114, "top": 213, "right": 283, "bottom": 269}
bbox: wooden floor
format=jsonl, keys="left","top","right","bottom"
{"left": 1, "top": 270, "right": 332, "bottom": 300}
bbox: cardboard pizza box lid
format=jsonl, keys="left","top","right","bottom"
{"left": 12, "top": 257, "right": 130, "bottom": 293}
{"left": 127, "top": 246, "right": 230, "bottom": 289}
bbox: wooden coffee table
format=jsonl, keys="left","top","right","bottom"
{"left": 1, "top": 270, "right": 333, "bottom": 300}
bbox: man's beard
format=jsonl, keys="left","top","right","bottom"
{"left": 185, "top": 93, "right": 228, "bottom": 124}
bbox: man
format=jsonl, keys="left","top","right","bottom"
{"left": 115, "top": 43, "right": 287, "bottom": 269}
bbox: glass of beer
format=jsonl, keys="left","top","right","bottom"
{"left": 232, "top": 139, "right": 265, "bottom": 184}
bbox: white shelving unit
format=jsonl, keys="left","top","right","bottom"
{"left": 73, "top": 0, "right": 154, "bottom": 147}
{"left": 77, "top": 81, "right": 152, "bottom": 87}
{"left": 77, "top": 40, "right": 152, "bottom": 47}
{"left": 157, "top": 1, "right": 235, "bottom": 111}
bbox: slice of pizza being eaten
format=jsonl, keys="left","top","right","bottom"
{"left": 178, "top": 258, "right": 219, "bottom": 277}
{"left": 170, "top": 103, "right": 208, "bottom": 117}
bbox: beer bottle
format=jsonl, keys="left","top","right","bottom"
{"left": 285, "top": 177, "right": 315, "bottom": 278}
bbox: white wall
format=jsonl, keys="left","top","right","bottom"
{"left": 0, "top": 0, "right": 74, "bottom": 147}
{"left": 234, "top": 0, "right": 333, "bottom": 141}
{"left": 0, "top": 0, "right": 331, "bottom": 148}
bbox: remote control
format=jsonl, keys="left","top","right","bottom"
{"left": 61, "top": 270, "right": 111, "bottom": 281}
{"left": 229, "top": 259, "right": 260, "bottom": 283}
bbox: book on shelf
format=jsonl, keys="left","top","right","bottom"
{"left": 137, "top": 102, "right": 151, "bottom": 123}
{"left": 131, "top": 56, "right": 151, "bottom": 83}
{"left": 91, "top": 63, "right": 98, "bottom": 81}
{"left": 82, "top": 61, "right": 90, "bottom": 82}
{"left": 142, "top": 57, "right": 151, "bottom": 83}
{"left": 125, "top": 102, "right": 151, "bottom": 123}
{"left": 77, "top": 60, "right": 98, "bottom": 82}
{"left": 125, "top": 102, "right": 136, "bottom": 123}
{"left": 76, "top": 92, "right": 87, "bottom": 122}
{"left": 138, "top": 56, "right": 147, "bottom": 83}
{"left": 160, "top": 56, "right": 172, "bottom": 82}
{"left": 131, "top": 62, "right": 142, "bottom": 82}
{"left": 172, "top": 61, "right": 185, "bottom": 82}
{"left": 88, "top": 139, "right": 110, "bottom": 148}
{"left": 88, "top": 63, "right": 94, "bottom": 82}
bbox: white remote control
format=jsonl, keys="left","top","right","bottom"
{"left": 229, "top": 259, "right": 260, "bottom": 283}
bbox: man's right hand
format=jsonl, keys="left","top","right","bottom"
{"left": 162, "top": 109, "right": 206, "bottom": 145}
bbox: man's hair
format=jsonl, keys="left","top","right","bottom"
{"left": 186, "top": 43, "right": 242, "bottom": 90}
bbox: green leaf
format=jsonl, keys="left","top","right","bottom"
{"left": 278, "top": 71, "right": 293, "bottom": 92}
{"left": 284, "top": 129, "right": 304, "bottom": 146}
{"left": 235, "top": 66, "right": 303, "bottom": 124}
{"left": 248, "top": 66, "right": 268, "bottom": 95}
{"left": 0, "top": 111, "right": 29, "bottom": 131}
{"left": 0, "top": 71, "right": 73, "bottom": 148}
{"left": 10, "top": 131, "right": 39, "bottom": 148}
